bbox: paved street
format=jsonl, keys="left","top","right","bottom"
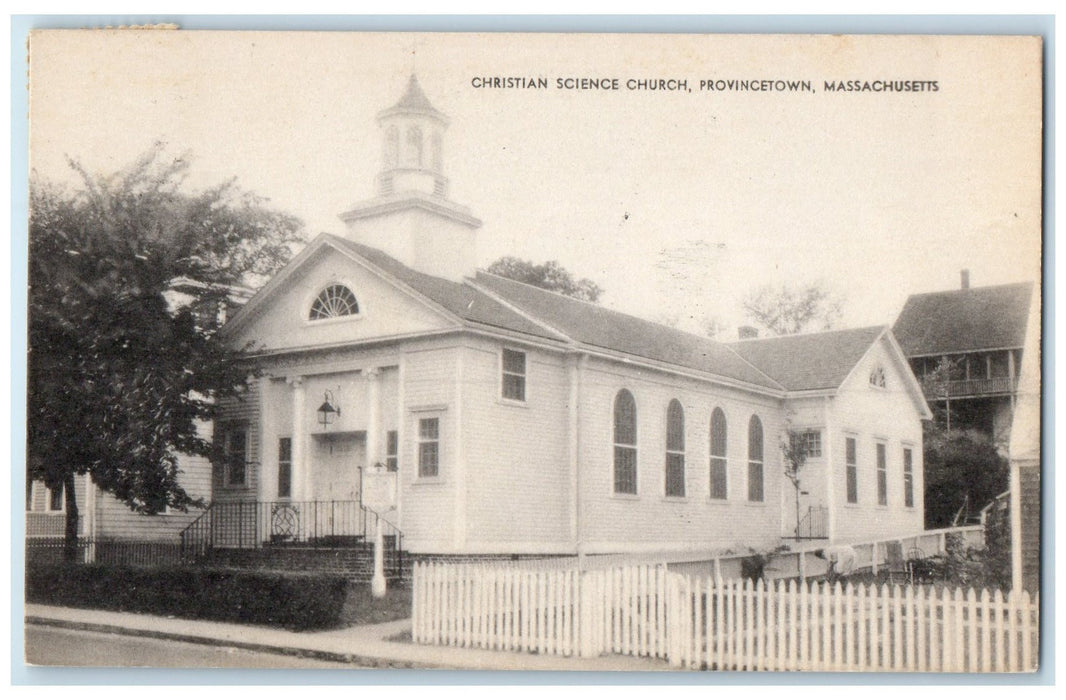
{"left": 25, "top": 624, "right": 368, "bottom": 669}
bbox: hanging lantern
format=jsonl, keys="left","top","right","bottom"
{"left": 317, "top": 389, "right": 341, "bottom": 428}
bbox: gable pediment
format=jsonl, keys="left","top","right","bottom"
{"left": 225, "top": 238, "right": 460, "bottom": 353}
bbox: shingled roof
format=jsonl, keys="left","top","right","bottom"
{"left": 475, "top": 271, "right": 783, "bottom": 390}
{"left": 379, "top": 74, "right": 446, "bottom": 120}
{"left": 728, "top": 326, "right": 887, "bottom": 392}
{"left": 259, "top": 236, "right": 903, "bottom": 395}
{"left": 892, "top": 282, "right": 1034, "bottom": 357}
{"left": 322, "top": 237, "right": 780, "bottom": 390}
{"left": 326, "top": 236, "right": 566, "bottom": 343}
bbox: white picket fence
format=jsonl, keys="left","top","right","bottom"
{"left": 670, "top": 576, "right": 1038, "bottom": 672}
{"left": 412, "top": 561, "right": 1039, "bottom": 672}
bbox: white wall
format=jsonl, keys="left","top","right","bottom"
{"left": 578, "top": 357, "right": 785, "bottom": 554}
{"left": 829, "top": 337, "right": 926, "bottom": 544}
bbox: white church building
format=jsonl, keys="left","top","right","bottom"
{"left": 30, "top": 77, "right": 932, "bottom": 562}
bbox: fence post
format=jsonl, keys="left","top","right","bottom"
{"left": 667, "top": 572, "right": 682, "bottom": 667}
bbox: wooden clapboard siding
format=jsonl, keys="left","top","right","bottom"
{"left": 461, "top": 340, "right": 571, "bottom": 550}
{"left": 578, "top": 356, "right": 784, "bottom": 553}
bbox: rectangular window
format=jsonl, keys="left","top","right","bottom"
{"left": 48, "top": 484, "right": 64, "bottom": 512}
{"left": 277, "top": 437, "right": 292, "bottom": 499}
{"left": 386, "top": 430, "right": 399, "bottom": 472}
{"left": 876, "top": 442, "right": 888, "bottom": 506}
{"left": 796, "top": 430, "right": 822, "bottom": 458}
{"left": 418, "top": 418, "right": 440, "bottom": 478}
{"left": 225, "top": 427, "right": 248, "bottom": 487}
{"left": 845, "top": 437, "right": 858, "bottom": 504}
{"left": 502, "top": 348, "right": 527, "bottom": 401}
{"left": 903, "top": 447, "right": 914, "bottom": 508}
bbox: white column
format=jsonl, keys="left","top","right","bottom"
{"left": 288, "top": 376, "right": 306, "bottom": 502}
{"left": 453, "top": 348, "right": 466, "bottom": 550}
{"left": 365, "top": 368, "right": 382, "bottom": 468}
{"left": 259, "top": 376, "right": 274, "bottom": 500}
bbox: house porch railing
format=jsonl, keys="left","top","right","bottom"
{"left": 922, "top": 376, "right": 1018, "bottom": 399}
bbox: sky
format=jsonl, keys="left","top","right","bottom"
{"left": 27, "top": 31, "right": 1043, "bottom": 337}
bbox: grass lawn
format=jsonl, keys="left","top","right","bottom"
{"left": 339, "top": 581, "right": 412, "bottom": 626}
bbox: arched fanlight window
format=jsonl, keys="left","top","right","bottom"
{"left": 384, "top": 126, "right": 399, "bottom": 168}
{"left": 309, "top": 284, "right": 359, "bottom": 321}
{"left": 406, "top": 126, "right": 424, "bottom": 167}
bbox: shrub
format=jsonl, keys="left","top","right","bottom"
{"left": 26, "top": 563, "right": 351, "bottom": 631}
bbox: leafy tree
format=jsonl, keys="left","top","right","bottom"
{"left": 922, "top": 426, "right": 1009, "bottom": 530}
{"left": 28, "top": 147, "right": 304, "bottom": 560}
{"left": 486, "top": 256, "right": 603, "bottom": 302}
{"left": 741, "top": 283, "right": 843, "bottom": 336}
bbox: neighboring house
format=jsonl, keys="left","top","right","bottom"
{"left": 26, "top": 289, "right": 243, "bottom": 554}
{"left": 194, "top": 76, "right": 931, "bottom": 559}
{"left": 892, "top": 275, "right": 1034, "bottom": 447}
{"left": 1007, "top": 280, "right": 1041, "bottom": 594}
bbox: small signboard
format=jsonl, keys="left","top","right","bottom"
{"left": 362, "top": 468, "right": 397, "bottom": 512}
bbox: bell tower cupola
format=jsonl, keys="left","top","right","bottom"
{"left": 377, "top": 74, "right": 449, "bottom": 198}
{"left": 339, "top": 75, "right": 482, "bottom": 282}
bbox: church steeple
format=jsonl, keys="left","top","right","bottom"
{"left": 376, "top": 75, "right": 449, "bottom": 198}
{"left": 340, "top": 75, "right": 481, "bottom": 282}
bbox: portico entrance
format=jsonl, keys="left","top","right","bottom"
{"left": 309, "top": 431, "right": 365, "bottom": 504}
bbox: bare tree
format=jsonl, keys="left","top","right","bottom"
{"left": 741, "top": 283, "right": 843, "bottom": 336}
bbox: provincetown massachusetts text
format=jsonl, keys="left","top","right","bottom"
{"left": 470, "top": 76, "right": 941, "bottom": 94}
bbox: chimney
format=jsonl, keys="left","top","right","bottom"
{"left": 961, "top": 269, "right": 970, "bottom": 289}
{"left": 738, "top": 325, "right": 759, "bottom": 340}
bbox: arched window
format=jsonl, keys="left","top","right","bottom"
{"left": 710, "top": 407, "right": 728, "bottom": 499}
{"left": 384, "top": 126, "right": 399, "bottom": 168}
{"left": 665, "top": 400, "right": 685, "bottom": 497}
{"left": 431, "top": 132, "right": 443, "bottom": 171}
{"left": 309, "top": 284, "right": 359, "bottom": 321}
{"left": 747, "top": 415, "right": 764, "bottom": 502}
{"left": 870, "top": 365, "right": 886, "bottom": 388}
{"left": 613, "top": 389, "right": 637, "bottom": 495}
{"left": 406, "top": 126, "right": 424, "bottom": 167}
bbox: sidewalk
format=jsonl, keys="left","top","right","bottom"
{"left": 25, "top": 604, "right": 670, "bottom": 672}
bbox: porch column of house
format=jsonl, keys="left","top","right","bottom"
{"left": 365, "top": 367, "right": 382, "bottom": 468}
{"left": 288, "top": 376, "right": 307, "bottom": 501}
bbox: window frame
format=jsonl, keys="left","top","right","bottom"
{"left": 277, "top": 436, "right": 293, "bottom": 499}
{"left": 221, "top": 424, "right": 249, "bottom": 488}
{"left": 845, "top": 435, "right": 858, "bottom": 504}
{"left": 46, "top": 483, "right": 65, "bottom": 513}
{"left": 612, "top": 389, "right": 638, "bottom": 496}
{"left": 417, "top": 417, "right": 441, "bottom": 479}
{"left": 869, "top": 365, "right": 887, "bottom": 389}
{"left": 664, "top": 399, "right": 686, "bottom": 498}
{"left": 500, "top": 348, "right": 528, "bottom": 403}
{"left": 795, "top": 429, "right": 823, "bottom": 458}
{"left": 747, "top": 415, "right": 764, "bottom": 503}
{"left": 386, "top": 430, "right": 399, "bottom": 472}
{"left": 709, "top": 407, "right": 728, "bottom": 500}
{"left": 306, "top": 282, "right": 362, "bottom": 325}
{"left": 876, "top": 440, "right": 888, "bottom": 506}
{"left": 903, "top": 445, "right": 915, "bottom": 508}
